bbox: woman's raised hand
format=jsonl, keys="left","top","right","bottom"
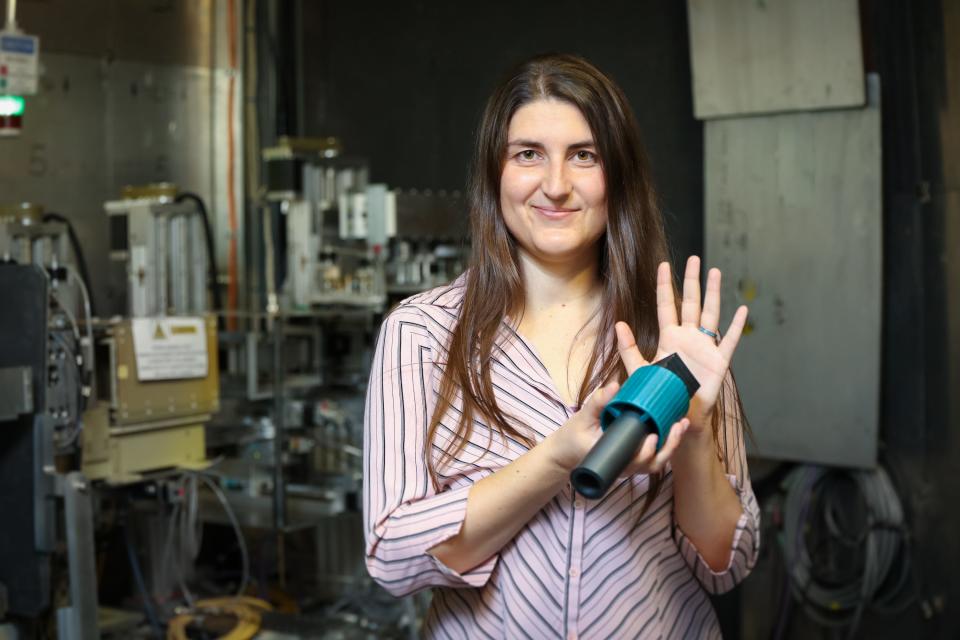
{"left": 545, "top": 256, "right": 747, "bottom": 481}
{"left": 615, "top": 256, "right": 748, "bottom": 433}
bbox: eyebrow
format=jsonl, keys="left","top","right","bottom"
{"left": 506, "top": 139, "right": 596, "bottom": 151}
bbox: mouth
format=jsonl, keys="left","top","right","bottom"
{"left": 531, "top": 205, "right": 580, "bottom": 220}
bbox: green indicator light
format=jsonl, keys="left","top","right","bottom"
{"left": 0, "top": 95, "right": 25, "bottom": 117}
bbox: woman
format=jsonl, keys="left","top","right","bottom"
{"left": 363, "top": 54, "right": 759, "bottom": 639}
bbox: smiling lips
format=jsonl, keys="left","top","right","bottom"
{"left": 531, "top": 205, "right": 580, "bottom": 220}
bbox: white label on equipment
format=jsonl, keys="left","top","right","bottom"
{"left": 131, "top": 317, "right": 208, "bottom": 381}
{"left": 0, "top": 31, "right": 40, "bottom": 95}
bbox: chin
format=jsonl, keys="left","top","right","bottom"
{"left": 528, "top": 240, "right": 597, "bottom": 264}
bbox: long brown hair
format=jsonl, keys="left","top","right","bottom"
{"left": 427, "top": 54, "right": 737, "bottom": 510}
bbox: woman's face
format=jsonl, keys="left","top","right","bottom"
{"left": 500, "top": 98, "right": 607, "bottom": 267}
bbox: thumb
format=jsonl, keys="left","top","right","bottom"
{"left": 581, "top": 381, "right": 620, "bottom": 422}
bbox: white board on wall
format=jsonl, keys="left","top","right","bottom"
{"left": 705, "top": 76, "right": 881, "bottom": 468}
{"left": 687, "top": 0, "right": 865, "bottom": 119}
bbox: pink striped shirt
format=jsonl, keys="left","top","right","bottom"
{"left": 363, "top": 275, "right": 760, "bottom": 639}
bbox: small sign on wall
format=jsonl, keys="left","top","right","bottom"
{"left": 0, "top": 31, "right": 39, "bottom": 95}
{"left": 131, "top": 317, "right": 208, "bottom": 381}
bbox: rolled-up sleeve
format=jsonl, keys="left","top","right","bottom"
{"left": 672, "top": 377, "right": 761, "bottom": 594}
{"left": 672, "top": 473, "right": 760, "bottom": 594}
{"left": 363, "top": 304, "right": 498, "bottom": 597}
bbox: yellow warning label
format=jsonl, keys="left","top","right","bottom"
{"left": 170, "top": 325, "right": 197, "bottom": 335}
{"left": 153, "top": 324, "right": 166, "bottom": 340}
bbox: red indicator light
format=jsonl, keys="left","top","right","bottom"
{"left": 0, "top": 114, "right": 22, "bottom": 136}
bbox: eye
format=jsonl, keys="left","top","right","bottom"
{"left": 516, "top": 149, "right": 539, "bottom": 162}
{"left": 574, "top": 150, "right": 597, "bottom": 163}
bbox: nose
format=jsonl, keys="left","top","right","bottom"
{"left": 541, "top": 160, "right": 572, "bottom": 202}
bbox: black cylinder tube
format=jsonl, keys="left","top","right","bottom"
{"left": 571, "top": 411, "right": 658, "bottom": 499}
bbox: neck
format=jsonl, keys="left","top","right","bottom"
{"left": 516, "top": 248, "right": 602, "bottom": 319}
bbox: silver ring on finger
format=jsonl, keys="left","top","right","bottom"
{"left": 698, "top": 326, "right": 720, "bottom": 344}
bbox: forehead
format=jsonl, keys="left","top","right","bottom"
{"left": 507, "top": 98, "right": 594, "bottom": 143}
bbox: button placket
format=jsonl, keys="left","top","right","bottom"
{"left": 565, "top": 491, "right": 586, "bottom": 638}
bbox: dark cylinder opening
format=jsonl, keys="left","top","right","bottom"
{"left": 570, "top": 468, "right": 605, "bottom": 499}
{"left": 571, "top": 411, "right": 657, "bottom": 498}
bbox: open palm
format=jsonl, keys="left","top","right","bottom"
{"left": 616, "top": 256, "right": 749, "bottom": 432}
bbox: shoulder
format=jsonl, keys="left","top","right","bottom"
{"left": 397, "top": 271, "right": 468, "bottom": 310}
{"left": 380, "top": 272, "right": 469, "bottom": 346}
{"left": 386, "top": 272, "right": 468, "bottom": 330}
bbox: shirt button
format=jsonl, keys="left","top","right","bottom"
{"left": 569, "top": 566, "right": 579, "bottom": 578}
{"left": 574, "top": 498, "right": 584, "bottom": 509}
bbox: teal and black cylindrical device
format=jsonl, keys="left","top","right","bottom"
{"left": 571, "top": 354, "right": 699, "bottom": 499}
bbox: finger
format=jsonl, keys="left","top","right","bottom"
{"left": 615, "top": 321, "right": 648, "bottom": 375}
{"left": 650, "top": 419, "right": 689, "bottom": 473}
{"left": 630, "top": 434, "right": 659, "bottom": 469}
{"left": 656, "top": 261, "right": 679, "bottom": 328}
{"left": 681, "top": 255, "right": 702, "bottom": 327}
{"left": 718, "top": 305, "right": 749, "bottom": 361}
{"left": 700, "top": 267, "right": 722, "bottom": 333}
{"left": 581, "top": 380, "right": 620, "bottom": 421}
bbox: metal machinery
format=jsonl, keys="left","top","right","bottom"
{"left": 202, "top": 138, "right": 467, "bottom": 632}
{"left": 264, "top": 135, "right": 390, "bottom": 310}
{"left": 211, "top": 137, "right": 390, "bottom": 595}
{"left": 85, "top": 184, "right": 219, "bottom": 484}
{"left": 0, "top": 3, "right": 445, "bottom": 636}
{"left": 214, "top": 138, "right": 387, "bottom": 500}
{"left": 0, "top": 155, "right": 467, "bottom": 639}
{"left": 0, "top": 203, "right": 101, "bottom": 638}
{"left": 259, "top": 136, "right": 468, "bottom": 310}
{"left": 0, "top": 187, "right": 219, "bottom": 638}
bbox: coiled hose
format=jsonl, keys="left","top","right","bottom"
{"left": 780, "top": 465, "right": 914, "bottom": 638}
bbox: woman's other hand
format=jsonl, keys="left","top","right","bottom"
{"left": 615, "top": 256, "right": 748, "bottom": 433}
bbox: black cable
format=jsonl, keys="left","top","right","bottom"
{"left": 175, "top": 193, "right": 224, "bottom": 329}
{"left": 42, "top": 213, "right": 96, "bottom": 317}
{"left": 124, "top": 523, "right": 164, "bottom": 637}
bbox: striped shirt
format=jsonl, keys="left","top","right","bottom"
{"left": 363, "top": 275, "right": 760, "bottom": 639}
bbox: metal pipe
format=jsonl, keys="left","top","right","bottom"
{"left": 5, "top": 0, "right": 17, "bottom": 30}
{"left": 271, "top": 310, "right": 287, "bottom": 588}
{"left": 262, "top": 205, "right": 278, "bottom": 314}
{"left": 61, "top": 473, "right": 99, "bottom": 639}
{"left": 272, "top": 312, "right": 286, "bottom": 532}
